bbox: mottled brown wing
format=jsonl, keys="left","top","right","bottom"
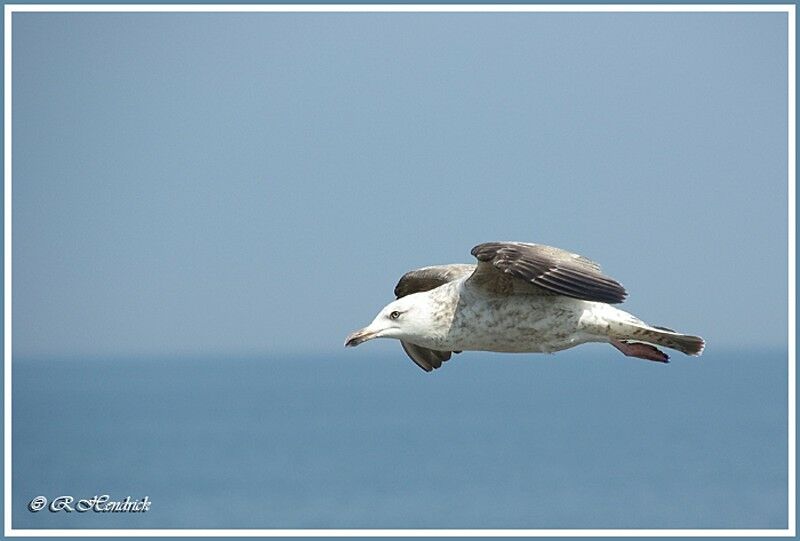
{"left": 468, "top": 242, "right": 627, "bottom": 304}
{"left": 394, "top": 264, "right": 473, "bottom": 372}
{"left": 394, "top": 264, "right": 475, "bottom": 298}
{"left": 400, "top": 342, "right": 452, "bottom": 372}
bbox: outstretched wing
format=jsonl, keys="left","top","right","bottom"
{"left": 467, "top": 242, "right": 627, "bottom": 304}
{"left": 400, "top": 342, "right": 453, "bottom": 372}
{"left": 394, "top": 264, "right": 473, "bottom": 372}
{"left": 394, "top": 264, "right": 475, "bottom": 298}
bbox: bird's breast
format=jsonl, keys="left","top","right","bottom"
{"left": 440, "top": 292, "right": 590, "bottom": 353}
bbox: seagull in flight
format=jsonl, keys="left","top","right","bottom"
{"left": 345, "top": 241, "right": 704, "bottom": 372}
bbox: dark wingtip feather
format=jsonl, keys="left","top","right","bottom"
{"left": 469, "top": 241, "right": 628, "bottom": 304}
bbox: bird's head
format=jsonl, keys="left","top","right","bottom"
{"left": 344, "top": 293, "right": 433, "bottom": 347}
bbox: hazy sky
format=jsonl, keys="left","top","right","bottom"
{"left": 11, "top": 11, "right": 788, "bottom": 359}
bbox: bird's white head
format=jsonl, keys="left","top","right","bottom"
{"left": 344, "top": 292, "right": 434, "bottom": 347}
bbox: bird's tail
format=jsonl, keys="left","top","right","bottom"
{"left": 621, "top": 325, "right": 705, "bottom": 356}
{"left": 584, "top": 304, "right": 705, "bottom": 361}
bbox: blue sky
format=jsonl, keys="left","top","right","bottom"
{"left": 11, "top": 11, "right": 789, "bottom": 359}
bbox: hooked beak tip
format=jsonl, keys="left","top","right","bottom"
{"left": 344, "top": 329, "right": 376, "bottom": 348}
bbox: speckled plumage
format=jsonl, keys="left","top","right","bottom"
{"left": 345, "top": 242, "right": 705, "bottom": 372}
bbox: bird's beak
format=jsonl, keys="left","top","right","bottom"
{"left": 344, "top": 327, "right": 379, "bottom": 347}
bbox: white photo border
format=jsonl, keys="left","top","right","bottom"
{"left": 3, "top": 3, "right": 795, "bottom": 537}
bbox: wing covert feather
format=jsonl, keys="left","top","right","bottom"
{"left": 394, "top": 264, "right": 475, "bottom": 298}
{"left": 468, "top": 242, "right": 627, "bottom": 303}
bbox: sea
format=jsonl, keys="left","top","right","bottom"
{"left": 11, "top": 346, "right": 789, "bottom": 530}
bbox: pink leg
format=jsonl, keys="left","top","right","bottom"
{"left": 611, "top": 340, "right": 670, "bottom": 363}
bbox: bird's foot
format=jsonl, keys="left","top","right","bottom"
{"left": 611, "top": 339, "right": 669, "bottom": 363}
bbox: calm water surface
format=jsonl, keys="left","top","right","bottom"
{"left": 12, "top": 347, "right": 788, "bottom": 529}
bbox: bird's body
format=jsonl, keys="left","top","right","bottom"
{"left": 345, "top": 241, "right": 704, "bottom": 372}
{"left": 424, "top": 282, "right": 621, "bottom": 353}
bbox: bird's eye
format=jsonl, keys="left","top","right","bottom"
{"left": 389, "top": 311, "right": 401, "bottom": 320}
